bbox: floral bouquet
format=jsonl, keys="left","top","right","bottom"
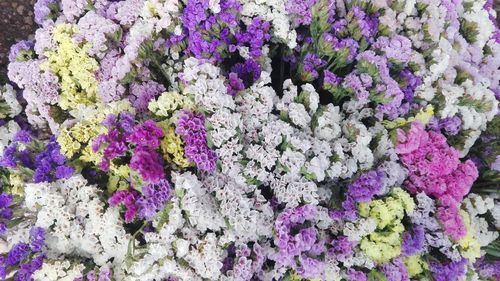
{"left": 0, "top": 0, "right": 499, "bottom": 280}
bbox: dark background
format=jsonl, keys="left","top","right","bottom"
{"left": 0, "top": 0, "right": 500, "bottom": 83}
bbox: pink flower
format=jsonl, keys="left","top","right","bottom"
{"left": 397, "top": 121, "right": 478, "bottom": 241}
{"left": 437, "top": 205, "right": 467, "bottom": 241}
{"left": 395, "top": 122, "right": 427, "bottom": 155}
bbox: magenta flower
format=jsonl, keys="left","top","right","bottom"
{"left": 130, "top": 147, "right": 165, "bottom": 184}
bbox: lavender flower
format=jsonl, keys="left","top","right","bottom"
{"left": 347, "top": 169, "right": 384, "bottom": 202}
{"left": 176, "top": 110, "right": 217, "bottom": 172}
{"left": 401, "top": 225, "right": 425, "bottom": 256}
{"left": 429, "top": 258, "right": 468, "bottom": 281}
{"left": 136, "top": 180, "right": 172, "bottom": 220}
{"left": 34, "top": 0, "right": 58, "bottom": 25}
{"left": 8, "top": 41, "right": 34, "bottom": 63}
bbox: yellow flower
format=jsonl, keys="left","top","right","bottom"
{"left": 57, "top": 128, "right": 80, "bottom": 159}
{"left": 414, "top": 105, "right": 434, "bottom": 125}
{"left": 160, "top": 125, "right": 192, "bottom": 168}
{"left": 42, "top": 24, "right": 99, "bottom": 110}
{"left": 148, "top": 91, "right": 195, "bottom": 119}
{"left": 8, "top": 173, "right": 25, "bottom": 196}
{"left": 80, "top": 145, "right": 102, "bottom": 164}
{"left": 359, "top": 188, "right": 415, "bottom": 262}
{"left": 404, "top": 255, "right": 427, "bottom": 277}
{"left": 458, "top": 210, "right": 481, "bottom": 261}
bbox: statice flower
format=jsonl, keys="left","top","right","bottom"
{"left": 224, "top": 243, "right": 267, "bottom": 280}
{"left": 136, "top": 180, "right": 172, "bottom": 220}
{"left": 401, "top": 225, "right": 425, "bottom": 256}
{"left": 346, "top": 268, "right": 367, "bottom": 281}
{"left": 33, "top": 0, "right": 58, "bottom": 25}
{"left": 271, "top": 205, "right": 327, "bottom": 279}
{"left": 234, "top": 17, "right": 271, "bottom": 58}
{"left": 285, "top": 0, "right": 316, "bottom": 27}
{"left": 0, "top": 193, "right": 13, "bottom": 235}
{"left": 33, "top": 137, "right": 74, "bottom": 183}
{"left": 429, "top": 257, "right": 468, "bottom": 281}
{"left": 427, "top": 116, "right": 462, "bottom": 135}
{"left": 226, "top": 59, "right": 261, "bottom": 96}
{"left": 347, "top": 169, "right": 384, "bottom": 202}
{"left": 396, "top": 122, "right": 478, "bottom": 239}
{"left": 0, "top": 226, "right": 46, "bottom": 280}
{"left": 130, "top": 147, "right": 165, "bottom": 183}
{"left": 379, "top": 257, "right": 410, "bottom": 281}
{"left": 299, "top": 53, "right": 325, "bottom": 81}
{"left": 175, "top": 110, "right": 217, "bottom": 172}
{"left": 0, "top": 0, "right": 499, "bottom": 279}
{"left": 328, "top": 236, "right": 353, "bottom": 261}
{"left": 128, "top": 81, "right": 166, "bottom": 112}
{"left": 474, "top": 256, "right": 500, "bottom": 280}
{"left": 94, "top": 114, "right": 165, "bottom": 183}
{"left": 8, "top": 40, "right": 34, "bottom": 63}
{"left": 126, "top": 119, "right": 164, "bottom": 149}
{"left": 109, "top": 190, "right": 138, "bottom": 223}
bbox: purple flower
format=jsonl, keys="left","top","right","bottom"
{"left": 401, "top": 225, "right": 425, "bottom": 256}
{"left": 399, "top": 69, "right": 422, "bottom": 103}
{"left": 428, "top": 116, "right": 462, "bottom": 136}
{"left": 13, "top": 130, "right": 32, "bottom": 143}
{"left": 329, "top": 195, "right": 358, "bottom": 221}
{"left": 7, "top": 243, "right": 30, "bottom": 266}
{"left": 227, "top": 72, "right": 245, "bottom": 96}
{"left": 380, "top": 257, "right": 410, "bottom": 281}
{"left": 8, "top": 40, "right": 34, "bottom": 63}
{"left": 0, "top": 144, "right": 18, "bottom": 168}
{"left": 429, "top": 258, "right": 468, "bottom": 281}
{"left": 0, "top": 224, "right": 7, "bottom": 236}
{"left": 32, "top": 137, "right": 73, "bottom": 183}
{"left": 29, "top": 227, "right": 45, "bottom": 253}
{"left": 347, "top": 169, "right": 384, "bottom": 202}
{"left": 272, "top": 205, "right": 326, "bottom": 278}
{"left": 324, "top": 70, "right": 342, "bottom": 86}
{"left": 126, "top": 120, "right": 164, "bottom": 149}
{"left": 128, "top": 81, "right": 165, "bottom": 112}
{"left": 474, "top": 256, "right": 500, "bottom": 280}
{"left": 296, "top": 255, "right": 325, "bottom": 279}
{"left": 136, "top": 180, "right": 172, "bottom": 220}
{"left": 109, "top": 190, "right": 138, "bottom": 223}
{"left": 227, "top": 59, "right": 261, "bottom": 96}
{"left": 130, "top": 147, "right": 165, "bottom": 183}
{"left": 176, "top": 110, "right": 217, "bottom": 172}
{"left": 34, "top": 0, "right": 58, "bottom": 25}
{"left": 300, "top": 54, "right": 325, "bottom": 81}
{"left": 14, "top": 253, "right": 45, "bottom": 281}
{"left": 285, "top": 0, "right": 316, "bottom": 27}
{"left": 0, "top": 193, "right": 14, "bottom": 234}
{"left": 54, "top": 165, "right": 74, "bottom": 179}
{"left": 235, "top": 17, "right": 271, "bottom": 58}
{"left": 347, "top": 269, "right": 367, "bottom": 281}
{"left": 328, "top": 236, "right": 353, "bottom": 260}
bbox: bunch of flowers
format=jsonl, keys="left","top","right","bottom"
{"left": 0, "top": 0, "right": 499, "bottom": 280}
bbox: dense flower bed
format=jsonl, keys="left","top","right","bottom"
{"left": 0, "top": 0, "right": 499, "bottom": 280}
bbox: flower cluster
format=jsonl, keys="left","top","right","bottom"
{"left": 0, "top": 0, "right": 499, "bottom": 279}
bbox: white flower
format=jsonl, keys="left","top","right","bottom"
{"left": 24, "top": 175, "right": 129, "bottom": 267}
{"left": 174, "top": 172, "right": 226, "bottom": 232}
{"left": 0, "top": 84, "right": 22, "bottom": 118}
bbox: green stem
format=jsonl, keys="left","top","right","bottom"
{"left": 126, "top": 221, "right": 148, "bottom": 258}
